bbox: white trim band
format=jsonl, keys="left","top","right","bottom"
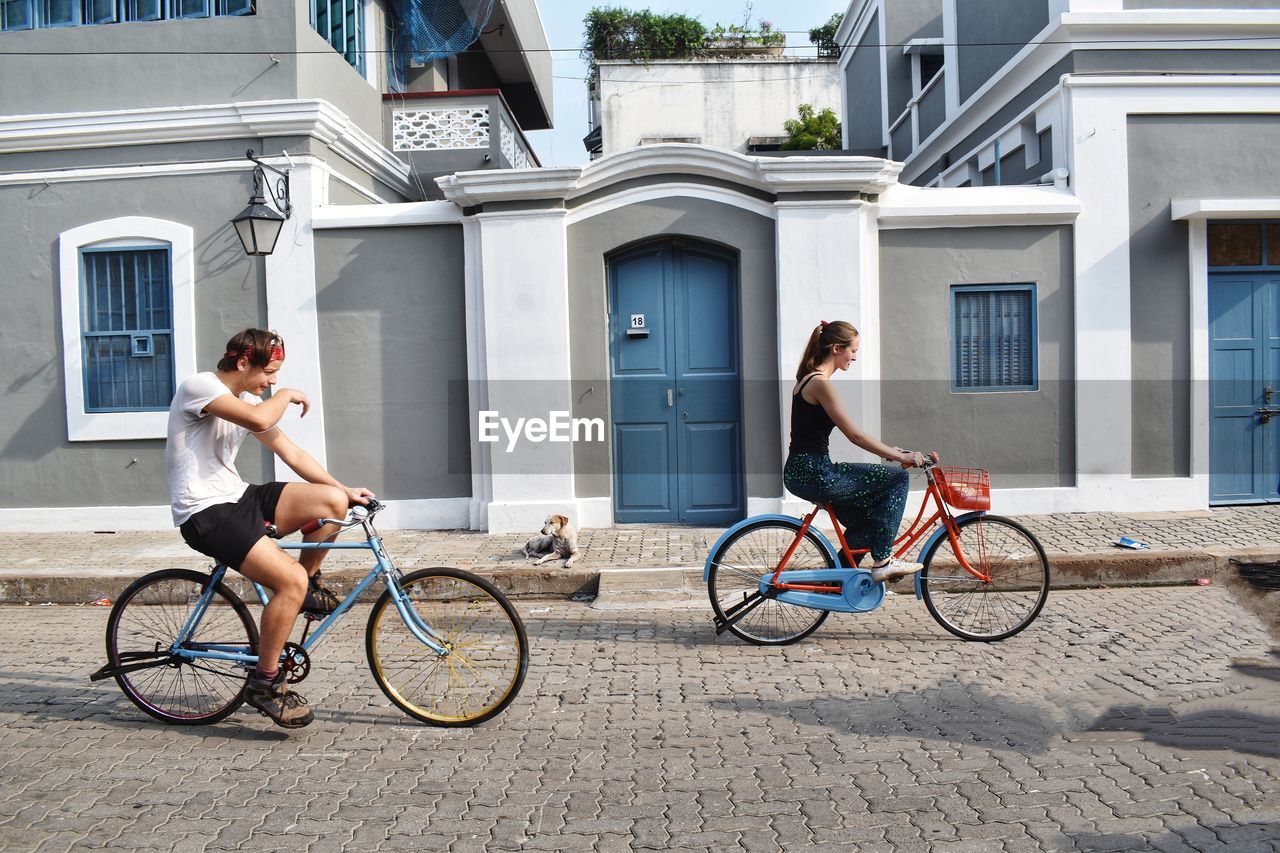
{"left": 0, "top": 99, "right": 412, "bottom": 196}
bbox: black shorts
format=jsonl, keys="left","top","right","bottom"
{"left": 179, "top": 482, "right": 288, "bottom": 571}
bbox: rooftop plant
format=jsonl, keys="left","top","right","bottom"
{"left": 581, "top": 6, "right": 791, "bottom": 86}
{"left": 780, "top": 103, "right": 843, "bottom": 151}
{"left": 809, "top": 13, "right": 844, "bottom": 59}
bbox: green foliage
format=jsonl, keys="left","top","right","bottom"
{"left": 581, "top": 6, "right": 788, "bottom": 86}
{"left": 809, "top": 13, "right": 844, "bottom": 59}
{"left": 780, "top": 104, "right": 843, "bottom": 151}
{"left": 581, "top": 7, "right": 708, "bottom": 83}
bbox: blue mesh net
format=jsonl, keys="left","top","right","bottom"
{"left": 395, "top": 0, "right": 497, "bottom": 63}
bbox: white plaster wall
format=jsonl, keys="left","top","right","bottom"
{"left": 598, "top": 59, "right": 841, "bottom": 155}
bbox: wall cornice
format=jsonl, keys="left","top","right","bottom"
{"left": 436, "top": 144, "right": 902, "bottom": 208}
{"left": 0, "top": 99, "right": 412, "bottom": 195}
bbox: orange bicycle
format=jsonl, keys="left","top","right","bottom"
{"left": 704, "top": 460, "right": 1050, "bottom": 645}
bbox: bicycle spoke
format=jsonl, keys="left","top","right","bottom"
{"left": 922, "top": 517, "right": 1049, "bottom": 640}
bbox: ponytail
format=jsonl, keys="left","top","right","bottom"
{"left": 795, "top": 320, "right": 858, "bottom": 382}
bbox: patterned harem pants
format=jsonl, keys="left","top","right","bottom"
{"left": 783, "top": 452, "right": 910, "bottom": 562}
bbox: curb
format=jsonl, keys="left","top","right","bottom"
{"left": 3, "top": 547, "right": 1278, "bottom": 606}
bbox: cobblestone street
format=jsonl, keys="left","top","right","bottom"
{"left": 1, "top": 587, "right": 1278, "bottom": 851}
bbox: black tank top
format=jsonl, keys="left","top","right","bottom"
{"left": 788, "top": 373, "right": 835, "bottom": 455}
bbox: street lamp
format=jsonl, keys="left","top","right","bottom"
{"left": 232, "top": 149, "right": 292, "bottom": 256}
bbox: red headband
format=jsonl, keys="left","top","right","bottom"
{"left": 225, "top": 342, "right": 285, "bottom": 364}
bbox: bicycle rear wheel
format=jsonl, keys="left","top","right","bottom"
{"left": 105, "top": 569, "right": 258, "bottom": 725}
{"left": 366, "top": 568, "right": 528, "bottom": 726}
{"left": 707, "top": 518, "right": 833, "bottom": 645}
{"left": 920, "top": 514, "right": 1050, "bottom": 641}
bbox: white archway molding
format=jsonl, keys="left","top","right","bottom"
{"left": 437, "top": 143, "right": 903, "bottom": 209}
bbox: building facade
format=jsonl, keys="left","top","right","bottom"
{"left": 587, "top": 57, "right": 842, "bottom": 157}
{"left": 2, "top": 0, "right": 1278, "bottom": 535}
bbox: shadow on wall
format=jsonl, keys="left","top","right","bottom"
{"left": 314, "top": 228, "right": 471, "bottom": 501}
{"left": 197, "top": 221, "right": 257, "bottom": 286}
{"left": 2, "top": 357, "right": 64, "bottom": 462}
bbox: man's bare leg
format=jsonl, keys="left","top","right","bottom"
{"left": 273, "top": 482, "right": 349, "bottom": 577}
{"left": 237, "top": 536, "right": 308, "bottom": 674}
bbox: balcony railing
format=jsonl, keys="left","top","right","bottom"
{"left": 888, "top": 69, "right": 946, "bottom": 163}
{"left": 383, "top": 88, "right": 540, "bottom": 197}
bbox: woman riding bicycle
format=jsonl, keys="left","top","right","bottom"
{"left": 784, "top": 320, "right": 937, "bottom": 584}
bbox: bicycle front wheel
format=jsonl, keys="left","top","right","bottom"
{"left": 105, "top": 569, "right": 258, "bottom": 725}
{"left": 921, "top": 514, "right": 1050, "bottom": 641}
{"left": 707, "top": 518, "right": 833, "bottom": 645}
{"left": 366, "top": 568, "right": 528, "bottom": 726}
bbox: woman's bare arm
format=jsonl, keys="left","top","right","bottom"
{"left": 808, "top": 378, "right": 923, "bottom": 467}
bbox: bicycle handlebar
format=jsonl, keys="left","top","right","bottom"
{"left": 297, "top": 499, "right": 384, "bottom": 535}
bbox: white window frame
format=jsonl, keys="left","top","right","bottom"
{"left": 59, "top": 216, "right": 195, "bottom": 441}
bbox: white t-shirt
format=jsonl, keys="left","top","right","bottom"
{"left": 165, "top": 372, "right": 262, "bottom": 526}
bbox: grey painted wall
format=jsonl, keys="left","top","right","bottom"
{"left": 884, "top": 1, "right": 944, "bottom": 133}
{"left": 0, "top": 3, "right": 385, "bottom": 141}
{"left": 566, "top": 197, "right": 780, "bottom": 502}
{"left": 314, "top": 227, "right": 470, "bottom": 501}
{"left": 1075, "top": 49, "right": 1280, "bottom": 76}
{"left": 956, "top": 0, "right": 1050, "bottom": 104}
{"left": 846, "top": 11, "right": 885, "bottom": 154}
{"left": 1127, "top": 114, "right": 1280, "bottom": 478}
{"left": 879, "top": 226, "right": 1075, "bottom": 487}
{"left": 0, "top": 170, "right": 271, "bottom": 509}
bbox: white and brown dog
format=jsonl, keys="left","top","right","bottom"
{"left": 522, "top": 514, "right": 579, "bottom": 568}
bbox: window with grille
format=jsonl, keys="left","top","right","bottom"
{"left": 311, "top": 0, "right": 364, "bottom": 75}
{"left": 80, "top": 247, "right": 175, "bottom": 412}
{"left": 1, "top": 0, "right": 252, "bottom": 30}
{"left": 951, "top": 284, "right": 1037, "bottom": 392}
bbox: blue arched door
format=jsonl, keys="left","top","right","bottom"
{"left": 608, "top": 240, "right": 744, "bottom": 524}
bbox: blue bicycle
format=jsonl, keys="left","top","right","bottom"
{"left": 91, "top": 500, "right": 528, "bottom": 727}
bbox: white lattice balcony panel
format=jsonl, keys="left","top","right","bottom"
{"left": 500, "top": 119, "right": 531, "bottom": 170}
{"left": 393, "top": 107, "right": 490, "bottom": 151}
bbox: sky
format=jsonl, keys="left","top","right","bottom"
{"left": 522, "top": 0, "right": 852, "bottom": 168}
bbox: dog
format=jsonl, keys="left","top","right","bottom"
{"left": 522, "top": 514, "right": 579, "bottom": 568}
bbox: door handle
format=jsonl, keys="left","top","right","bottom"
{"left": 1266, "top": 386, "right": 1275, "bottom": 405}
{"left": 667, "top": 388, "right": 674, "bottom": 407}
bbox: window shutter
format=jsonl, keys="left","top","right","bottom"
{"left": 81, "top": 248, "right": 175, "bottom": 412}
{"left": 953, "top": 286, "right": 1035, "bottom": 391}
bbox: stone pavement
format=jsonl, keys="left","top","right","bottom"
{"left": 1, "top": 586, "right": 1279, "bottom": 851}
{"left": 3, "top": 506, "right": 1280, "bottom": 604}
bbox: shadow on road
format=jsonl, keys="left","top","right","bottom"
{"left": 708, "top": 681, "right": 1065, "bottom": 753}
{"left": 0, "top": 672, "right": 289, "bottom": 741}
{"left": 1071, "top": 822, "right": 1280, "bottom": 851}
{"left": 1089, "top": 702, "right": 1280, "bottom": 760}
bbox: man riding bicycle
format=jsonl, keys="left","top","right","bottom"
{"left": 165, "top": 328, "right": 374, "bottom": 728}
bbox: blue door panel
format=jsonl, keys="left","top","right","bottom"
{"left": 682, "top": 252, "right": 737, "bottom": 373}
{"left": 1209, "top": 273, "right": 1279, "bottom": 503}
{"left": 615, "top": 423, "right": 674, "bottom": 515}
{"left": 609, "top": 241, "right": 743, "bottom": 524}
{"left": 1211, "top": 281, "right": 1252, "bottom": 339}
{"left": 613, "top": 249, "right": 669, "bottom": 376}
{"left": 682, "top": 422, "right": 741, "bottom": 514}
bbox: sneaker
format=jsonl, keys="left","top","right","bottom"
{"left": 870, "top": 558, "right": 924, "bottom": 584}
{"left": 301, "top": 572, "right": 340, "bottom": 616}
{"left": 244, "top": 672, "right": 313, "bottom": 729}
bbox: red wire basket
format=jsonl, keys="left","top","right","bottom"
{"left": 935, "top": 466, "right": 991, "bottom": 511}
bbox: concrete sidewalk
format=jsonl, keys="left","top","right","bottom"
{"left": 1, "top": 505, "right": 1278, "bottom": 604}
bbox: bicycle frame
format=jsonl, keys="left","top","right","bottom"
{"left": 770, "top": 467, "right": 989, "bottom": 594}
{"left": 168, "top": 527, "right": 449, "bottom": 669}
